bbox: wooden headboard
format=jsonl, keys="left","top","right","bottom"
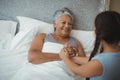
{"left": 0, "top": 0, "right": 110, "bottom": 30}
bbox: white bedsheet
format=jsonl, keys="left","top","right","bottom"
{"left": 0, "top": 42, "right": 85, "bottom": 80}
{"left": 0, "top": 48, "right": 28, "bottom": 80}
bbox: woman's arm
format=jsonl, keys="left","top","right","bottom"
{"left": 28, "top": 33, "right": 61, "bottom": 64}
{"left": 76, "top": 39, "right": 86, "bottom": 57}
{"left": 59, "top": 48, "right": 103, "bottom": 77}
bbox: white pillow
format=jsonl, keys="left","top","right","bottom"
{"left": 11, "top": 16, "right": 94, "bottom": 56}
{"left": 71, "top": 30, "right": 95, "bottom": 56}
{"left": 10, "top": 16, "right": 54, "bottom": 50}
{"left": 0, "top": 33, "right": 14, "bottom": 49}
{"left": 0, "top": 20, "right": 17, "bottom": 49}
{"left": 16, "top": 16, "right": 54, "bottom": 33}
{"left": 0, "top": 20, "right": 17, "bottom": 35}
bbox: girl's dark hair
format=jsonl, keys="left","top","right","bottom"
{"left": 87, "top": 11, "right": 120, "bottom": 80}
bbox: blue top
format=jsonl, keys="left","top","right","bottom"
{"left": 90, "top": 52, "right": 120, "bottom": 80}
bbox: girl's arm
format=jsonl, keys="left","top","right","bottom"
{"left": 71, "top": 56, "right": 89, "bottom": 65}
{"left": 59, "top": 48, "right": 103, "bottom": 77}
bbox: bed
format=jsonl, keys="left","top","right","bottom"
{"left": 0, "top": 0, "right": 110, "bottom": 80}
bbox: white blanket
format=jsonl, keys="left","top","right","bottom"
{"left": 0, "top": 19, "right": 93, "bottom": 80}
{"left": 0, "top": 48, "right": 28, "bottom": 80}
{"left": 0, "top": 42, "right": 85, "bottom": 80}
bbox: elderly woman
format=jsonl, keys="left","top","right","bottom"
{"left": 11, "top": 8, "right": 86, "bottom": 80}
{"left": 28, "top": 8, "right": 86, "bottom": 64}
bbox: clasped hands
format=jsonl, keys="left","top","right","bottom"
{"left": 59, "top": 44, "right": 78, "bottom": 60}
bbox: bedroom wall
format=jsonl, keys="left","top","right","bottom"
{"left": 0, "top": 0, "right": 109, "bottom": 30}
{"left": 110, "top": 0, "right": 120, "bottom": 13}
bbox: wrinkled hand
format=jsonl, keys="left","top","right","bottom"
{"left": 64, "top": 44, "right": 77, "bottom": 58}
{"left": 59, "top": 47, "right": 69, "bottom": 60}
{"left": 59, "top": 44, "right": 77, "bottom": 60}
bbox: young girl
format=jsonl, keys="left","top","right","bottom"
{"left": 59, "top": 11, "right": 120, "bottom": 80}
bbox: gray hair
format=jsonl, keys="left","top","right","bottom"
{"left": 53, "top": 8, "right": 74, "bottom": 22}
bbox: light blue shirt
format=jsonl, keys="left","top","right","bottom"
{"left": 90, "top": 52, "right": 120, "bottom": 80}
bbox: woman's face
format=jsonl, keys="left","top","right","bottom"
{"left": 54, "top": 15, "right": 73, "bottom": 37}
